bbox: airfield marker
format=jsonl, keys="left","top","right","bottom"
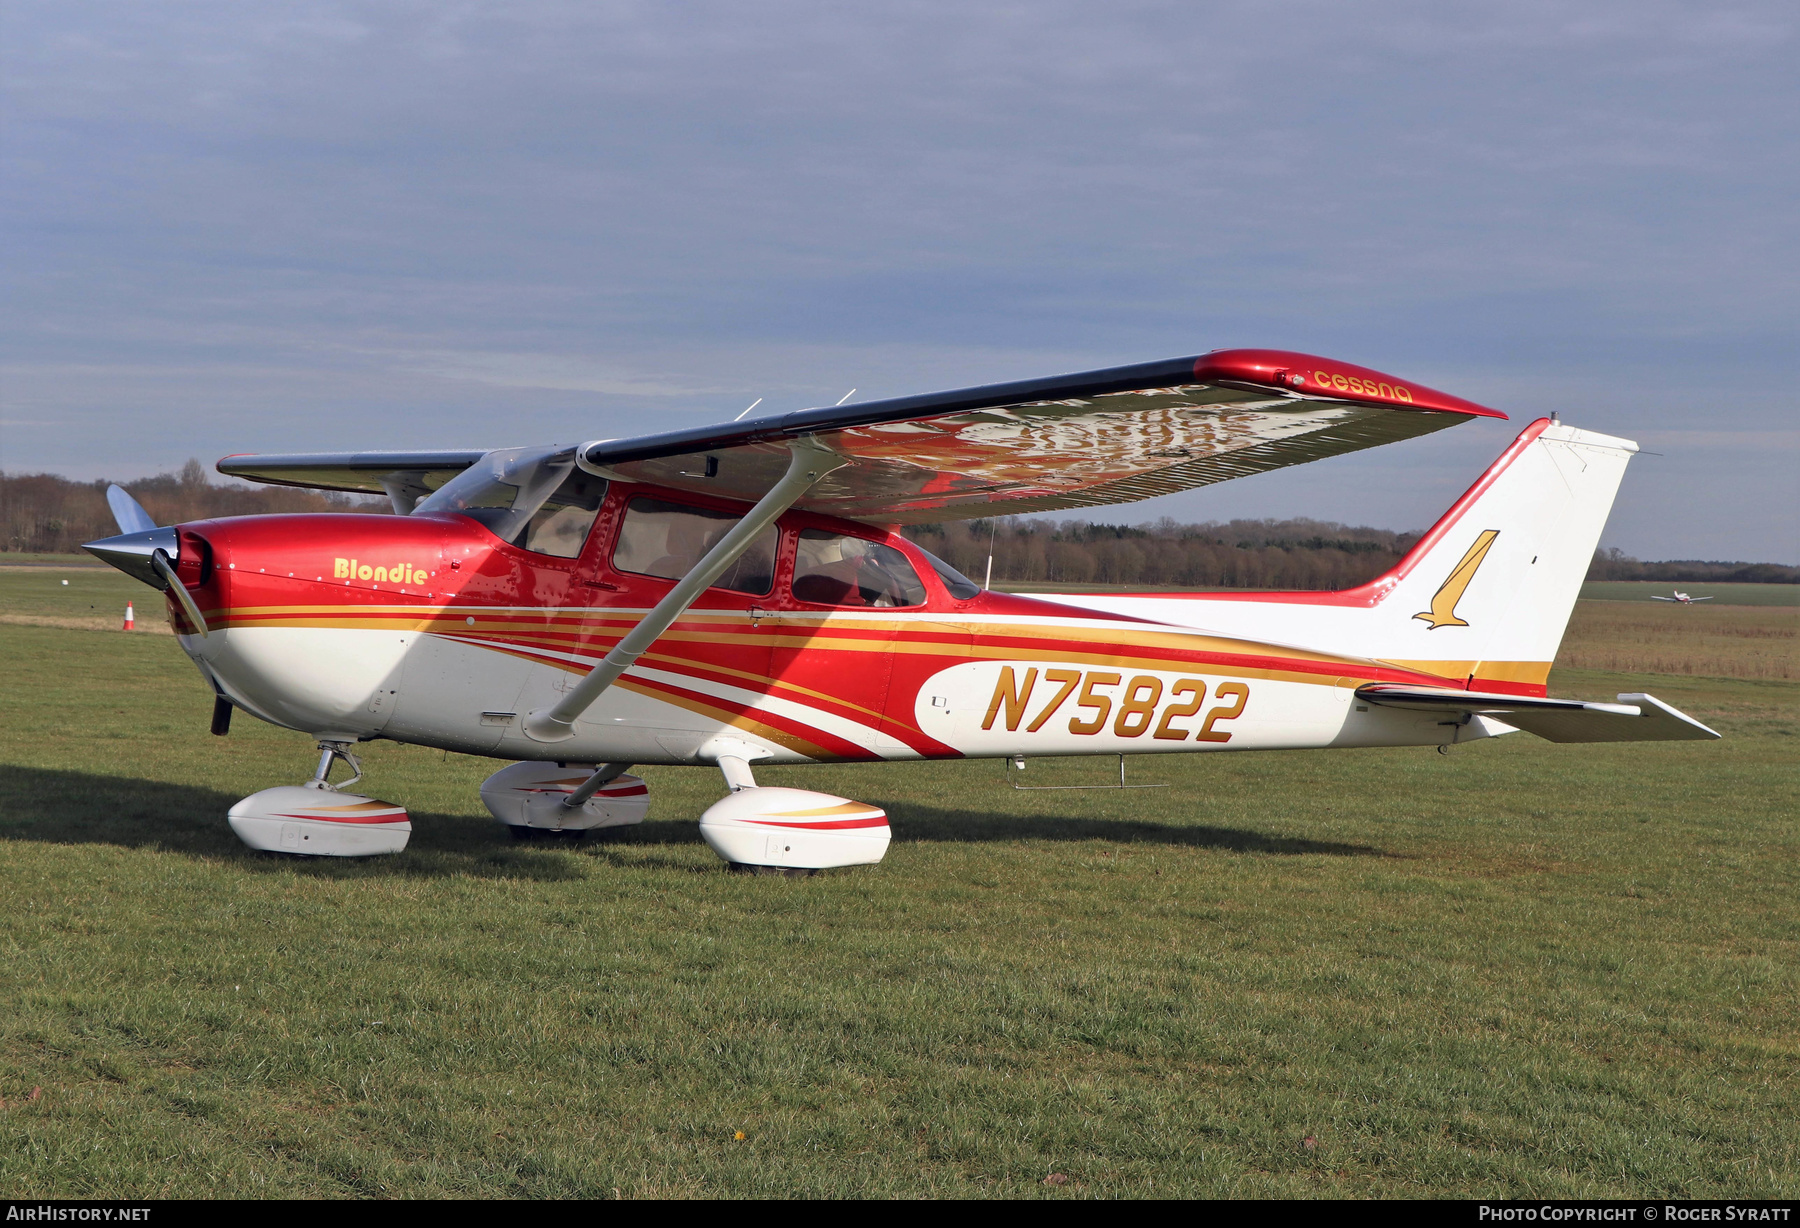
{"left": 123, "top": 602, "right": 135, "bottom": 631}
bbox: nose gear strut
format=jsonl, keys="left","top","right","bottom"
{"left": 304, "top": 741, "right": 363, "bottom": 792}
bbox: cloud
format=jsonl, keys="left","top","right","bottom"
{"left": 0, "top": 0, "right": 1794, "bottom": 559}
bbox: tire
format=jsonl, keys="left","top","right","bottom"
{"left": 728, "top": 863, "right": 818, "bottom": 878}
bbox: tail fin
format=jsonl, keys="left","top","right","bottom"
{"left": 1369, "top": 418, "right": 1637, "bottom": 693}
{"left": 1029, "top": 417, "right": 1637, "bottom": 697}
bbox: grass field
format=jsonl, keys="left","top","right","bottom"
{"left": 0, "top": 570, "right": 1795, "bottom": 1198}
{"left": 1577, "top": 582, "right": 1799, "bottom": 607}
{"left": 1559, "top": 602, "right": 1796, "bottom": 681}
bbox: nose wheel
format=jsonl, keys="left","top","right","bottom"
{"left": 225, "top": 738, "right": 411, "bottom": 856}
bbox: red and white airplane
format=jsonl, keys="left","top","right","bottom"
{"left": 83, "top": 348, "right": 1718, "bottom": 870}
{"left": 1650, "top": 591, "right": 1714, "bottom": 604}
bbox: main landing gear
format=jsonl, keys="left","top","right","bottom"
{"left": 222, "top": 740, "right": 892, "bottom": 873}
{"left": 696, "top": 749, "right": 891, "bottom": 875}
{"left": 479, "top": 762, "right": 650, "bottom": 838}
{"left": 226, "top": 739, "right": 413, "bottom": 857}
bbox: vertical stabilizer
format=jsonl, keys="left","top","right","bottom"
{"left": 1005, "top": 418, "right": 1639, "bottom": 697}
{"left": 1366, "top": 419, "right": 1637, "bottom": 693}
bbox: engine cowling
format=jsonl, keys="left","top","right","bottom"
{"left": 699, "top": 787, "right": 890, "bottom": 870}
{"left": 479, "top": 762, "right": 650, "bottom": 831}
{"left": 227, "top": 786, "right": 411, "bottom": 856}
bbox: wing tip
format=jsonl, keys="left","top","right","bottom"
{"left": 1198, "top": 349, "right": 1507, "bottom": 420}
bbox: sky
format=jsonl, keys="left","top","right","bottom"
{"left": 2, "top": 0, "right": 1795, "bottom": 561}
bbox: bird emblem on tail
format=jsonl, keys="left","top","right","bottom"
{"left": 1414, "top": 529, "right": 1500, "bottom": 629}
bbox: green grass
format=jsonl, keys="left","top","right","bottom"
{"left": 0, "top": 563, "right": 162, "bottom": 632}
{"left": 0, "top": 600, "right": 1796, "bottom": 1196}
{"left": 0, "top": 553, "right": 111, "bottom": 567}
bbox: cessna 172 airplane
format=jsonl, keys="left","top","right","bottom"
{"left": 82, "top": 348, "right": 1718, "bottom": 870}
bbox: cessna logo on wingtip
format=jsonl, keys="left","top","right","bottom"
{"left": 1294, "top": 369, "right": 1415, "bottom": 402}
{"left": 1414, "top": 530, "right": 1500, "bottom": 629}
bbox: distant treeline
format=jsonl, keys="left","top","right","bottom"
{"left": 1585, "top": 548, "right": 1797, "bottom": 585}
{"left": 906, "top": 517, "right": 1422, "bottom": 590}
{"left": 2, "top": 461, "right": 383, "bottom": 555}
{"left": 905, "top": 518, "right": 1800, "bottom": 588}
{"left": 6, "top": 464, "right": 1794, "bottom": 585}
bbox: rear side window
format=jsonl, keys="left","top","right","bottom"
{"left": 791, "top": 529, "right": 926, "bottom": 608}
{"left": 612, "top": 497, "right": 776, "bottom": 595}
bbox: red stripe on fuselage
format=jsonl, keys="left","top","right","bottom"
{"left": 617, "top": 672, "right": 880, "bottom": 761}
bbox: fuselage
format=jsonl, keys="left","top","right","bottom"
{"left": 162, "top": 483, "right": 1494, "bottom": 766}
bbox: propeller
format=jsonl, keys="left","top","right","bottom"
{"left": 81, "top": 486, "right": 208, "bottom": 637}
{"left": 106, "top": 485, "right": 157, "bottom": 535}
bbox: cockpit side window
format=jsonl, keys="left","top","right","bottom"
{"left": 791, "top": 529, "right": 927, "bottom": 608}
{"left": 521, "top": 470, "right": 608, "bottom": 558}
{"left": 612, "top": 497, "right": 776, "bottom": 595}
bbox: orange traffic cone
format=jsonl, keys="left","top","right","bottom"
{"left": 123, "top": 602, "right": 135, "bottom": 631}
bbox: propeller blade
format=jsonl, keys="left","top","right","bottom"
{"left": 106, "top": 485, "right": 158, "bottom": 534}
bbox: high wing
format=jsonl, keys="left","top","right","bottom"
{"left": 215, "top": 349, "right": 1503, "bottom": 525}
{"left": 577, "top": 349, "right": 1503, "bottom": 525}
{"left": 1357, "top": 685, "right": 1720, "bottom": 743}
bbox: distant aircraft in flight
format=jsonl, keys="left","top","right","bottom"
{"left": 1649, "top": 590, "right": 1713, "bottom": 604}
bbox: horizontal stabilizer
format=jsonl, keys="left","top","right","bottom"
{"left": 1357, "top": 685, "right": 1721, "bottom": 743}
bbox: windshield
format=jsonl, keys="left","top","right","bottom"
{"left": 415, "top": 446, "right": 585, "bottom": 550}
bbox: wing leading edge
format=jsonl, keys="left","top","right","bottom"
{"left": 215, "top": 349, "right": 1504, "bottom": 525}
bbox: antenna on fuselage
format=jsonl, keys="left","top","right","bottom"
{"left": 733, "top": 397, "right": 763, "bottom": 422}
{"left": 835, "top": 389, "right": 856, "bottom": 405}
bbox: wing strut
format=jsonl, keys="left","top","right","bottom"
{"left": 522, "top": 437, "right": 847, "bottom": 743}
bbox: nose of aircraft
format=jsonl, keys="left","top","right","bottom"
{"left": 83, "top": 525, "right": 182, "bottom": 589}
{"left": 83, "top": 484, "right": 181, "bottom": 589}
